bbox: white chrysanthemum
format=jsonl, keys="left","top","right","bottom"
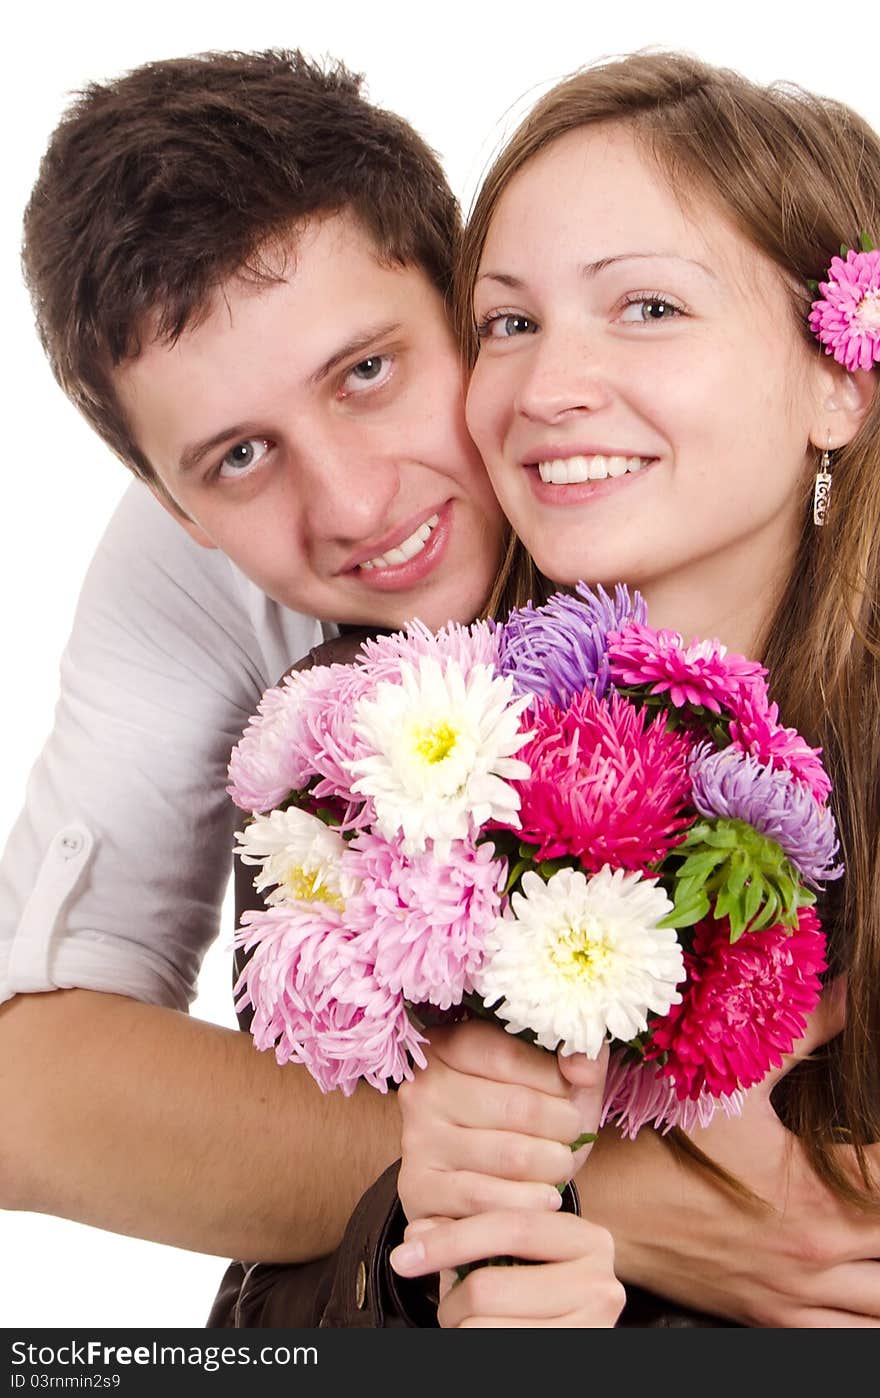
{"left": 347, "top": 658, "right": 532, "bottom": 854}
{"left": 234, "top": 807, "right": 358, "bottom": 909}
{"left": 474, "top": 866, "right": 684, "bottom": 1058}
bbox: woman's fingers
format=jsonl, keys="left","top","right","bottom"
{"left": 391, "top": 1207, "right": 610, "bottom": 1275}
{"left": 398, "top": 1166, "right": 565, "bottom": 1220}
{"left": 426, "top": 1020, "right": 571, "bottom": 1095}
{"left": 389, "top": 1211, "right": 624, "bottom": 1329}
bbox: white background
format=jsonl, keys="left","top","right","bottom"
{"left": 1, "top": 0, "right": 877, "bottom": 1330}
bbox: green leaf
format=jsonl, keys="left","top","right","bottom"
{"left": 859, "top": 231, "right": 875, "bottom": 252}
{"left": 806, "top": 278, "right": 820, "bottom": 295}
{"left": 841, "top": 242, "right": 849, "bottom": 257}
{"left": 503, "top": 859, "right": 532, "bottom": 896}
{"left": 569, "top": 1132, "right": 597, "bottom": 1152}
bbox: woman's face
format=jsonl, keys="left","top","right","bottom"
{"left": 466, "top": 124, "right": 831, "bottom": 648}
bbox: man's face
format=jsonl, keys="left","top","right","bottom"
{"left": 115, "top": 213, "right": 505, "bottom": 629}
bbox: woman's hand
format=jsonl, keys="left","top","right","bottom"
{"left": 397, "top": 1019, "right": 607, "bottom": 1224}
{"left": 577, "top": 980, "right": 880, "bottom": 1327}
{"left": 390, "top": 1212, "right": 625, "bottom": 1328}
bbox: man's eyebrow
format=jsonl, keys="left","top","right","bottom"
{"left": 310, "top": 321, "right": 403, "bottom": 384}
{"left": 476, "top": 253, "right": 716, "bottom": 288}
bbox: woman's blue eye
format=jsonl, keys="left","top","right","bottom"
{"left": 218, "top": 438, "right": 270, "bottom": 479}
{"left": 619, "top": 297, "right": 683, "bottom": 323}
{"left": 488, "top": 314, "right": 538, "bottom": 338}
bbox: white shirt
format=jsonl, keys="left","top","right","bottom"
{"left": 0, "top": 483, "right": 327, "bottom": 1011}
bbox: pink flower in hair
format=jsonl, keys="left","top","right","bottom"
{"left": 809, "top": 248, "right": 880, "bottom": 372}
{"left": 607, "top": 623, "right": 766, "bottom": 716}
{"left": 233, "top": 902, "right": 427, "bottom": 1095}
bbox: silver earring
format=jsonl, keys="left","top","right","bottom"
{"left": 813, "top": 447, "right": 833, "bottom": 527}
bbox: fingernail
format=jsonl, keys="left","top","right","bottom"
{"left": 546, "top": 1187, "right": 564, "bottom": 1209}
{"left": 390, "top": 1240, "right": 425, "bottom": 1274}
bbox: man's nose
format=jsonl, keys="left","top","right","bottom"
{"left": 295, "top": 428, "right": 402, "bottom": 543}
{"left": 514, "top": 325, "right": 613, "bottom": 424}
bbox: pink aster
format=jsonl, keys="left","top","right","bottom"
{"left": 233, "top": 902, "right": 427, "bottom": 1095}
{"left": 358, "top": 616, "right": 500, "bottom": 682}
{"left": 607, "top": 622, "right": 767, "bottom": 716}
{"left": 809, "top": 248, "right": 880, "bottom": 372}
{"left": 728, "top": 690, "right": 832, "bottom": 804}
{"left": 647, "top": 906, "right": 827, "bottom": 1100}
{"left": 506, "top": 689, "right": 694, "bottom": 869}
{"left": 601, "top": 1049, "right": 744, "bottom": 1138}
{"left": 343, "top": 831, "right": 505, "bottom": 1009}
{"left": 282, "top": 663, "right": 378, "bottom": 831}
{"left": 227, "top": 669, "right": 332, "bottom": 813}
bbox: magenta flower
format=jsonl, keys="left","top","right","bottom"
{"left": 689, "top": 745, "right": 842, "bottom": 887}
{"left": 647, "top": 906, "right": 827, "bottom": 1100}
{"left": 343, "top": 831, "right": 504, "bottom": 1009}
{"left": 728, "top": 691, "right": 831, "bottom": 804}
{"left": 233, "top": 903, "right": 427, "bottom": 1095}
{"left": 608, "top": 623, "right": 766, "bottom": 716}
{"left": 809, "top": 248, "right": 880, "bottom": 372}
{"left": 601, "top": 1049, "right": 744, "bottom": 1138}
{"left": 507, "top": 689, "right": 693, "bottom": 869}
{"left": 497, "top": 582, "right": 647, "bottom": 705}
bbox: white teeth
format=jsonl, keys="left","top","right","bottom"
{"left": 537, "top": 454, "right": 647, "bottom": 484}
{"left": 359, "top": 513, "right": 440, "bottom": 571}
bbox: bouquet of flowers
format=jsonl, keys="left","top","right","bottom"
{"left": 227, "top": 583, "right": 840, "bottom": 1137}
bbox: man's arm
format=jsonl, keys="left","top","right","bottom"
{"left": 0, "top": 988, "right": 399, "bottom": 1260}
{"left": 0, "top": 483, "right": 393, "bottom": 1259}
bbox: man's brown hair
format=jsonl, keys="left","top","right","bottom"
{"left": 22, "top": 49, "right": 460, "bottom": 486}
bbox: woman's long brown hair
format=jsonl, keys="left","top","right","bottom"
{"left": 464, "top": 52, "right": 880, "bottom": 1208}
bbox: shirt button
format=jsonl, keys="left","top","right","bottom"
{"left": 58, "top": 831, "right": 84, "bottom": 859}
{"left": 355, "top": 1260, "right": 367, "bottom": 1309}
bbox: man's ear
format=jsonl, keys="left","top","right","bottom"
{"left": 810, "top": 360, "right": 876, "bottom": 450}
{"left": 148, "top": 480, "right": 218, "bottom": 550}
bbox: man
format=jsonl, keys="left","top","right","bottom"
{"left": 0, "top": 48, "right": 504, "bottom": 1276}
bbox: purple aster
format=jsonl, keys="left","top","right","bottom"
{"left": 689, "top": 745, "right": 842, "bottom": 887}
{"left": 496, "top": 581, "right": 647, "bottom": 704}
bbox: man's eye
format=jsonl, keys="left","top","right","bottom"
{"left": 478, "top": 314, "right": 539, "bottom": 339}
{"left": 342, "top": 355, "right": 393, "bottom": 393}
{"left": 618, "top": 296, "right": 684, "bottom": 323}
{"left": 218, "top": 438, "right": 271, "bottom": 479}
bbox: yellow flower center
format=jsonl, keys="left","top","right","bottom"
{"left": 414, "top": 721, "right": 459, "bottom": 765}
{"left": 551, "top": 921, "right": 612, "bottom": 982}
{"left": 282, "top": 864, "right": 344, "bottom": 911}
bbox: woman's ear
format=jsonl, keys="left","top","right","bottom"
{"left": 810, "top": 361, "right": 876, "bottom": 450}
{"left": 148, "top": 482, "right": 217, "bottom": 550}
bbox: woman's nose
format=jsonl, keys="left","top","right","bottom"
{"left": 514, "top": 328, "right": 613, "bottom": 423}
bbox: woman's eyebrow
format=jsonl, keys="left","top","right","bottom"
{"left": 476, "top": 253, "right": 717, "bottom": 288}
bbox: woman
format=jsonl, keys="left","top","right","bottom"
{"left": 392, "top": 50, "right": 880, "bottom": 1326}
